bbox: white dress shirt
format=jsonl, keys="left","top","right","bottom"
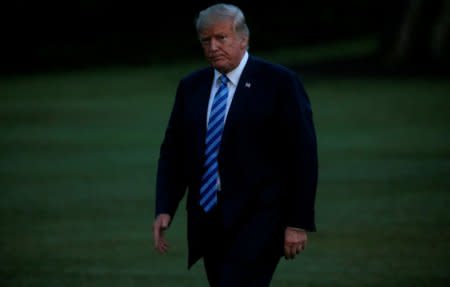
{"left": 205, "top": 51, "right": 249, "bottom": 190}
{"left": 206, "top": 51, "right": 249, "bottom": 125}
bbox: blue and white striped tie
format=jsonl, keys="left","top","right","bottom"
{"left": 200, "top": 74, "right": 229, "bottom": 212}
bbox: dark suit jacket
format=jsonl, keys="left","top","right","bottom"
{"left": 156, "top": 55, "right": 318, "bottom": 268}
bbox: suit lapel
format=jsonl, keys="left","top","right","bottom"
{"left": 189, "top": 69, "right": 214, "bottom": 178}
{"left": 196, "top": 71, "right": 214, "bottom": 141}
{"left": 222, "top": 57, "right": 257, "bottom": 142}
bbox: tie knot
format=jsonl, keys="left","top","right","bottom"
{"left": 219, "top": 74, "right": 228, "bottom": 85}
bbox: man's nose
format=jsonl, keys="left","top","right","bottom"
{"left": 209, "top": 39, "right": 218, "bottom": 50}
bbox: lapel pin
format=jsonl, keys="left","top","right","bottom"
{"left": 245, "top": 82, "right": 251, "bottom": 88}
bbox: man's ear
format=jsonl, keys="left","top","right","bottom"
{"left": 240, "top": 36, "right": 249, "bottom": 50}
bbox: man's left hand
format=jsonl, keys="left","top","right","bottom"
{"left": 284, "top": 226, "right": 307, "bottom": 260}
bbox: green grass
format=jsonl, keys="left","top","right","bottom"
{"left": 1, "top": 51, "right": 449, "bottom": 286}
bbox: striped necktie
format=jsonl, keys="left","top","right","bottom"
{"left": 199, "top": 74, "right": 229, "bottom": 212}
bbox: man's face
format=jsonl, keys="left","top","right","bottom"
{"left": 198, "top": 20, "right": 248, "bottom": 73}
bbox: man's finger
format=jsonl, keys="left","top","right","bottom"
{"left": 155, "top": 231, "right": 168, "bottom": 253}
{"left": 153, "top": 222, "right": 163, "bottom": 249}
{"left": 284, "top": 244, "right": 295, "bottom": 259}
{"left": 284, "top": 245, "right": 290, "bottom": 259}
{"left": 296, "top": 244, "right": 305, "bottom": 254}
{"left": 153, "top": 227, "right": 159, "bottom": 249}
{"left": 157, "top": 237, "right": 169, "bottom": 253}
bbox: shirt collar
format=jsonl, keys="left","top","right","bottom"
{"left": 214, "top": 51, "right": 249, "bottom": 87}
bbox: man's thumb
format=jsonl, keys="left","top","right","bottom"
{"left": 161, "top": 216, "right": 170, "bottom": 229}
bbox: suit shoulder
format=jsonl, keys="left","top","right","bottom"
{"left": 249, "top": 56, "right": 306, "bottom": 88}
{"left": 250, "top": 56, "right": 300, "bottom": 79}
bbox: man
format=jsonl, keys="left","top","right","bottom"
{"left": 153, "top": 3, "right": 318, "bottom": 287}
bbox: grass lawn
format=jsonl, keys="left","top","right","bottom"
{"left": 1, "top": 51, "right": 449, "bottom": 286}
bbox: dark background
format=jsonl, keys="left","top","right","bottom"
{"left": 2, "top": 0, "right": 449, "bottom": 75}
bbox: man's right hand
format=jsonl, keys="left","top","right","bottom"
{"left": 153, "top": 213, "right": 172, "bottom": 253}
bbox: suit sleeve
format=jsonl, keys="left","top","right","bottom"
{"left": 278, "top": 71, "right": 318, "bottom": 231}
{"left": 155, "top": 80, "right": 188, "bottom": 219}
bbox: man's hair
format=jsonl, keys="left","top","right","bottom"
{"left": 195, "top": 3, "right": 250, "bottom": 39}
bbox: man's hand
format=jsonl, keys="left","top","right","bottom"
{"left": 284, "top": 226, "right": 307, "bottom": 260}
{"left": 153, "top": 213, "right": 172, "bottom": 253}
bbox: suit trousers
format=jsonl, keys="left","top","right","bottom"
{"left": 201, "top": 201, "right": 281, "bottom": 287}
